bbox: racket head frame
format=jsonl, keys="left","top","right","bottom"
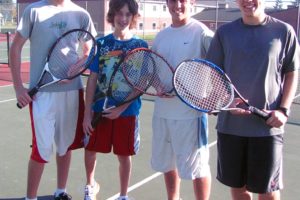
{"left": 47, "top": 28, "right": 97, "bottom": 80}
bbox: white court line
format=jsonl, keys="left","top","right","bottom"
{"left": 0, "top": 84, "right": 13, "bottom": 88}
{"left": 0, "top": 98, "right": 16, "bottom": 104}
{"left": 106, "top": 140, "right": 218, "bottom": 200}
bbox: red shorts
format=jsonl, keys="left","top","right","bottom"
{"left": 84, "top": 116, "right": 140, "bottom": 156}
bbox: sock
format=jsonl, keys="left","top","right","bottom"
{"left": 119, "top": 196, "right": 128, "bottom": 200}
{"left": 54, "top": 188, "right": 66, "bottom": 197}
{"left": 25, "top": 198, "right": 37, "bottom": 200}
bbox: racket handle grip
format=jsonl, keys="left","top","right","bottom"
{"left": 28, "top": 88, "right": 38, "bottom": 98}
{"left": 16, "top": 102, "right": 22, "bottom": 109}
{"left": 16, "top": 88, "right": 38, "bottom": 109}
{"left": 91, "top": 112, "right": 102, "bottom": 128}
{"left": 249, "top": 106, "right": 270, "bottom": 120}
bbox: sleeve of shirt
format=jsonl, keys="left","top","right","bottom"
{"left": 89, "top": 41, "right": 101, "bottom": 73}
{"left": 205, "top": 30, "right": 225, "bottom": 70}
{"left": 81, "top": 11, "right": 97, "bottom": 37}
{"left": 282, "top": 27, "right": 300, "bottom": 73}
{"left": 17, "top": 5, "right": 34, "bottom": 39}
{"left": 141, "top": 40, "right": 149, "bottom": 49}
{"left": 201, "top": 28, "right": 214, "bottom": 58}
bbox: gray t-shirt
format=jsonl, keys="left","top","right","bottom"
{"left": 17, "top": 0, "right": 96, "bottom": 92}
{"left": 206, "top": 16, "right": 299, "bottom": 137}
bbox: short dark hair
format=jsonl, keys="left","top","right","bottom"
{"left": 107, "top": 0, "right": 139, "bottom": 29}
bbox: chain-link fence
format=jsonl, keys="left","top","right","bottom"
{"left": 0, "top": 2, "right": 17, "bottom": 33}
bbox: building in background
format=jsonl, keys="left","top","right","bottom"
{"left": 193, "top": 4, "right": 300, "bottom": 39}
{"left": 12, "top": 0, "right": 300, "bottom": 40}
{"left": 15, "top": 0, "right": 228, "bottom": 37}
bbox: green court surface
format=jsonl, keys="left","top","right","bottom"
{"left": 0, "top": 83, "right": 300, "bottom": 199}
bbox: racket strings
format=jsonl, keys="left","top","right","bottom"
{"left": 150, "top": 55, "right": 173, "bottom": 95}
{"left": 122, "top": 50, "right": 173, "bottom": 96}
{"left": 48, "top": 30, "right": 95, "bottom": 79}
{"left": 122, "top": 50, "right": 156, "bottom": 92}
{"left": 174, "top": 61, "right": 233, "bottom": 111}
{"left": 110, "top": 68, "right": 142, "bottom": 103}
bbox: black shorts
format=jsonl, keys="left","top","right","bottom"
{"left": 217, "top": 132, "right": 284, "bottom": 193}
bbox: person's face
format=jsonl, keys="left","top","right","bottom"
{"left": 167, "top": 0, "right": 193, "bottom": 27}
{"left": 113, "top": 4, "right": 133, "bottom": 31}
{"left": 236, "top": 0, "right": 265, "bottom": 19}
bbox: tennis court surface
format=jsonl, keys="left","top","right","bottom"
{"left": 0, "top": 75, "right": 300, "bottom": 199}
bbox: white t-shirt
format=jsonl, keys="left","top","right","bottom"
{"left": 152, "top": 18, "right": 214, "bottom": 119}
{"left": 17, "top": 0, "right": 96, "bottom": 92}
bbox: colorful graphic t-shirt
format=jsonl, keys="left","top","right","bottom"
{"left": 89, "top": 33, "right": 148, "bottom": 116}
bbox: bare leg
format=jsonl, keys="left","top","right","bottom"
{"left": 56, "top": 151, "right": 71, "bottom": 189}
{"left": 84, "top": 149, "right": 97, "bottom": 185}
{"left": 193, "top": 175, "right": 211, "bottom": 200}
{"left": 117, "top": 155, "right": 131, "bottom": 196}
{"left": 258, "top": 191, "right": 280, "bottom": 200}
{"left": 164, "top": 170, "right": 181, "bottom": 200}
{"left": 231, "top": 186, "right": 252, "bottom": 200}
{"left": 26, "top": 159, "right": 45, "bottom": 198}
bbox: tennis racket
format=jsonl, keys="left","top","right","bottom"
{"left": 90, "top": 48, "right": 175, "bottom": 127}
{"left": 173, "top": 59, "right": 270, "bottom": 120}
{"left": 17, "top": 28, "right": 96, "bottom": 108}
{"left": 90, "top": 51, "right": 150, "bottom": 128}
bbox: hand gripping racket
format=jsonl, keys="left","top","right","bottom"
{"left": 17, "top": 28, "right": 96, "bottom": 108}
{"left": 173, "top": 59, "right": 270, "bottom": 120}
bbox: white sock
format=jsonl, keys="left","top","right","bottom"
{"left": 54, "top": 188, "right": 66, "bottom": 196}
{"left": 25, "top": 198, "right": 37, "bottom": 200}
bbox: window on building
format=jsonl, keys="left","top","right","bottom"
{"left": 152, "top": 22, "right": 156, "bottom": 30}
{"left": 140, "top": 4, "right": 143, "bottom": 11}
{"left": 163, "top": 5, "right": 167, "bottom": 12}
{"left": 139, "top": 23, "right": 143, "bottom": 30}
{"left": 153, "top": 5, "right": 156, "bottom": 11}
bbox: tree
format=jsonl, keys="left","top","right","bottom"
{"left": 292, "top": 0, "right": 300, "bottom": 7}
{"left": 0, "top": 0, "right": 13, "bottom": 3}
{"left": 274, "top": 0, "right": 283, "bottom": 9}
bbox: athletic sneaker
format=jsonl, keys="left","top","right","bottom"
{"left": 54, "top": 192, "right": 72, "bottom": 200}
{"left": 84, "top": 182, "right": 100, "bottom": 200}
{"left": 115, "top": 196, "right": 134, "bottom": 200}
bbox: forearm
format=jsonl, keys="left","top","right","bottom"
{"left": 84, "top": 73, "right": 98, "bottom": 113}
{"left": 9, "top": 32, "right": 27, "bottom": 92}
{"left": 9, "top": 45, "right": 24, "bottom": 91}
{"left": 280, "top": 70, "right": 298, "bottom": 108}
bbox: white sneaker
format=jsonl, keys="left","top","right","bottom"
{"left": 115, "top": 196, "right": 134, "bottom": 200}
{"left": 84, "top": 182, "right": 100, "bottom": 200}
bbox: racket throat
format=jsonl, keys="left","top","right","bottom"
{"left": 28, "top": 87, "right": 39, "bottom": 97}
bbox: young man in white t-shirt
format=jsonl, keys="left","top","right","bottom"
{"left": 151, "top": 0, "right": 214, "bottom": 199}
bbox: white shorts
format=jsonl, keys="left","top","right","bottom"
{"left": 29, "top": 90, "right": 84, "bottom": 163}
{"left": 151, "top": 116, "right": 210, "bottom": 179}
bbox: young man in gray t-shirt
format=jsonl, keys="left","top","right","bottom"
{"left": 206, "top": 0, "right": 299, "bottom": 199}
{"left": 9, "top": 0, "right": 96, "bottom": 200}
